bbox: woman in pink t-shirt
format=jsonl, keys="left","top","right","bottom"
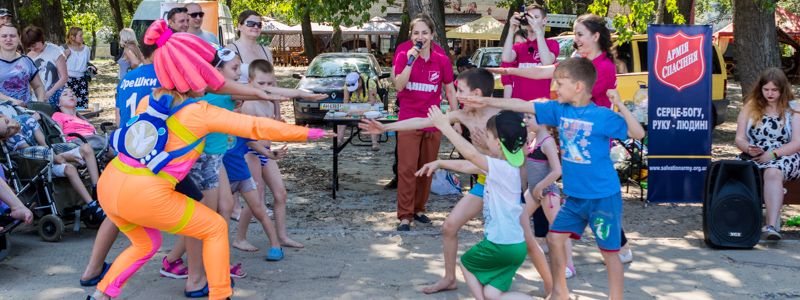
{"left": 490, "top": 14, "right": 617, "bottom": 108}
{"left": 391, "top": 15, "right": 456, "bottom": 231}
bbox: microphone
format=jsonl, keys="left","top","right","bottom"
{"left": 406, "top": 41, "right": 424, "bottom": 66}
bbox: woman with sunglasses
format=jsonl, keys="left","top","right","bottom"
{"left": 226, "top": 10, "right": 278, "bottom": 120}
{"left": 186, "top": 3, "right": 218, "bottom": 45}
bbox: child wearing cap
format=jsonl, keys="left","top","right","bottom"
{"left": 419, "top": 106, "right": 532, "bottom": 299}
{"left": 459, "top": 57, "right": 645, "bottom": 300}
{"left": 337, "top": 71, "right": 380, "bottom": 150}
{"left": 360, "top": 68, "right": 553, "bottom": 295}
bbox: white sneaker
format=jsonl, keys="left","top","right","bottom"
{"left": 565, "top": 266, "right": 576, "bottom": 279}
{"left": 619, "top": 248, "right": 633, "bottom": 264}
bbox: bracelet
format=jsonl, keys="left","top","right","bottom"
{"left": 772, "top": 150, "right": 779, "bottom": 160}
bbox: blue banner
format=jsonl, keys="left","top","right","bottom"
{"left": 647, "top": 25, "right": 713, "bottom": 203}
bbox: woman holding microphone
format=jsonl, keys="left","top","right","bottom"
{"left": 392, "top": 14, "right": 457, "bottom": 231}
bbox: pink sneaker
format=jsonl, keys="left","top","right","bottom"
{"left": 159, "top": 257, "right": 188, "bottom": 279}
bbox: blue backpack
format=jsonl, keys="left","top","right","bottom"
{"left": 110, "top": 93, "right": 205, "bottom": 174}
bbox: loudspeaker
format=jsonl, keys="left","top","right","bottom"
{"left": 703, "top": 160, "right": 762, "bottom": 249}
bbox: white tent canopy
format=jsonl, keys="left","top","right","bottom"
{"left": 343, "top": 17, "right": 399, "bottom": 35}
{"left": 261, "top": 17, "right": 293, "bottom": 34}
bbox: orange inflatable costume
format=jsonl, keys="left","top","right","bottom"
{"left": 94, "top": 20, "right": 324, "bottom": 300}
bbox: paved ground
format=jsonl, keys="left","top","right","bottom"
{"left": 2, "top": 222, "right": 800, "bottom": 299}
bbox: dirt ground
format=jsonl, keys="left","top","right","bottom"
{"left": 1, "top": 60, "right": 799, "bottom": 299}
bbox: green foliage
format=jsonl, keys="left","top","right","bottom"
{"left": 64, "top": 12, "right": 103, "bottom": 44}
{"left": 589, "top": 0, "right": 684, "bottom": 44}
{"left": 780, "top": 0, "right": 800, "bottom": 14}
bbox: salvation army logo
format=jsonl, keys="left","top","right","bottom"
{"left": 428, "top": 71, "right": 440, "bottom": 83}
{"left": 654, "top": 31, "right": 705, "bottom": 91}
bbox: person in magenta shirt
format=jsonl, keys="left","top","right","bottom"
{"left": 391, "top": 15, "right": 457, "bottom": 231}
{"left": 501, "top": 3, "right": 559, "bottom": 101}
{"left": 490, "top": 14, "right": 618, "bottom": 109}
{"left": 501, "top": 29, "right": 526, "bottom": 99}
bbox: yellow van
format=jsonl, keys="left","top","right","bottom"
{"left": 555, "top": 34, "right": 729, "bottom": 126}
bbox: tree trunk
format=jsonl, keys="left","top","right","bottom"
{"left": 655, "top": 0, "right": 666, "bottom": 24}
{"left": 300, "top": 7, "right": 317, "bottom": 61}
{"left": 108, "top": 0, "right": 124, "bottom": 33}
{"left": 428, "top": 0, "right": 449, "bottom": 56}
{"left": 91, "top": 30, "right": 97, "bottom": 60}
{"left": 41, "top": 0, "right": 66, "bottom": 43}
{"left": 331, "top": 24, "right": 342, "bottom": 52}
{"left": 407, "top": 0, "right": 448, "bottom": 56}
{"left": 500, "top": 0, "right": 524, "bottom": 43}
{"left": 733, "top": 0, "right": 780, "bottom": 95}
{"left": 396, "top": 0, "right": 410, "bottom": 47}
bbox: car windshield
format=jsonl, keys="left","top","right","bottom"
{"left": 306, "top": 57, "right": 374, "bottom": 77}
{"left": 480, "top": 52, "right": 502, "bottom": 67}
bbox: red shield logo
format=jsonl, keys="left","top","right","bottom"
{"left": 428, "top": 71, "right": 440, "bottom": 84}
{"left": 654, "top": 31, "right": 705, "bottom": 91}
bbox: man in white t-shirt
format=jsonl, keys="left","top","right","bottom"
{"left": 186, "top": 3, "right": 218, "bottom": 45}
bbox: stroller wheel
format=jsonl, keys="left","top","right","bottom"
{"left": 38, "top": 214, "right": 64, "bottom": 242}
{"left": 0, "top": 234, "right": 9, "bottom": 261}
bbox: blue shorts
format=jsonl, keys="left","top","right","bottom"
{"left": 550, "top": 192, "right": 622, "bottom": 252}
{"left": 468, "top": 182, "right": 484, "bottom": 197}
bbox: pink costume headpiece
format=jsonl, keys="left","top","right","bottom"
{"left": 143, "top": 20, "right": 225, "bottom": 93}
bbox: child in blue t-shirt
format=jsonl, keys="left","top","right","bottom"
{"left": 223, "top": 136, "right": 285, "bottom": 261}
{"left": 460, "top": 57, "right": 645, "bottom": 300}
{"left": 418, "top": 107, "right": 532, "bottom": 299}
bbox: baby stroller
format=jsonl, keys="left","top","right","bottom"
{"left": 0, "top": 105, "right": 105, "bottom": 242}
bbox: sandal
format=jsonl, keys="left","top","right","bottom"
{"left": 184, "top": 283, "right": 209, "bottom": 298}
{"left": 79, "top": 262, "right": 110, "bottom": 286}
{"left": 184, "top": 279, "right": 235, "bottom": 298}
{"left": 230, "top": 263, "right": 247, "bottom": 278}
{"left": 265, "top": 247, "right": 284, "bottom": 261}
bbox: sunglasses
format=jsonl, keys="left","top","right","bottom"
{"left": 244, "top": 21, "right": 263, "bottom": 28}
{"left": 189, "top": 12, "right": 205, "bottom": 18}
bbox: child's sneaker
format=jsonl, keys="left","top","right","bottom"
{"left": 619, "top": 248, "right": 633, "bottom": 264}
{"left": 159, "top": 257, "right": 188, "bottom": 279}
{"left": 763, "top": 225, "right": 782, "bottom": 241}
{"left": 565, "top": 266, "right": 576, "bottom": 279}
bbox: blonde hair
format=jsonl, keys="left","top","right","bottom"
{"left": 119, "top": 28, "right": 144, "bottom": 63}
{"left": 67, "top": 27, "right": 82, "bottom": 46}
{"left": 744, "top": 67, "right": 797, "bottom": 127}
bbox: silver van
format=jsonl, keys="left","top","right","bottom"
{"left": 130, "top": 0, "right": 236, "bottom": 45}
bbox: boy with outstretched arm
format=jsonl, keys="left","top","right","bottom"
{"left": 460, "top": 57, "right": 644, "bottom": 300}
{"left": 359, "top": 69, "right": 552, "bottom": 294}
{"left": 419, "top": 106, "right": 533, "bottom": 300}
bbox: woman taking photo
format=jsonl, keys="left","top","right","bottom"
{"left": 735, "top": 67, "right": 800, "bottom": 241}
{"left": 0, "top": 24, "right": 45, "bottom": 105}
{"left": 392, "top": 14, "right": 457, "bottom": 231}
{"left": 22, "top": 25, "right": 67, "bottom": 104}
{"left": 64, "top": 26, "right": 95, "bottom": 108}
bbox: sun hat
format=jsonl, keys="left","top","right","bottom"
{"left": 345, "top": 72, "right": 360, "bottom": 92}
{"left": 493, "top": 111, "right": 527, "bottom": 167}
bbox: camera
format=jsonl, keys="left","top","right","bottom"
{"left": 518, "top": 13, "right": 529, "bottom": 26}
{"left": 517, "top": 4, "right": 529, "bottom": 26}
